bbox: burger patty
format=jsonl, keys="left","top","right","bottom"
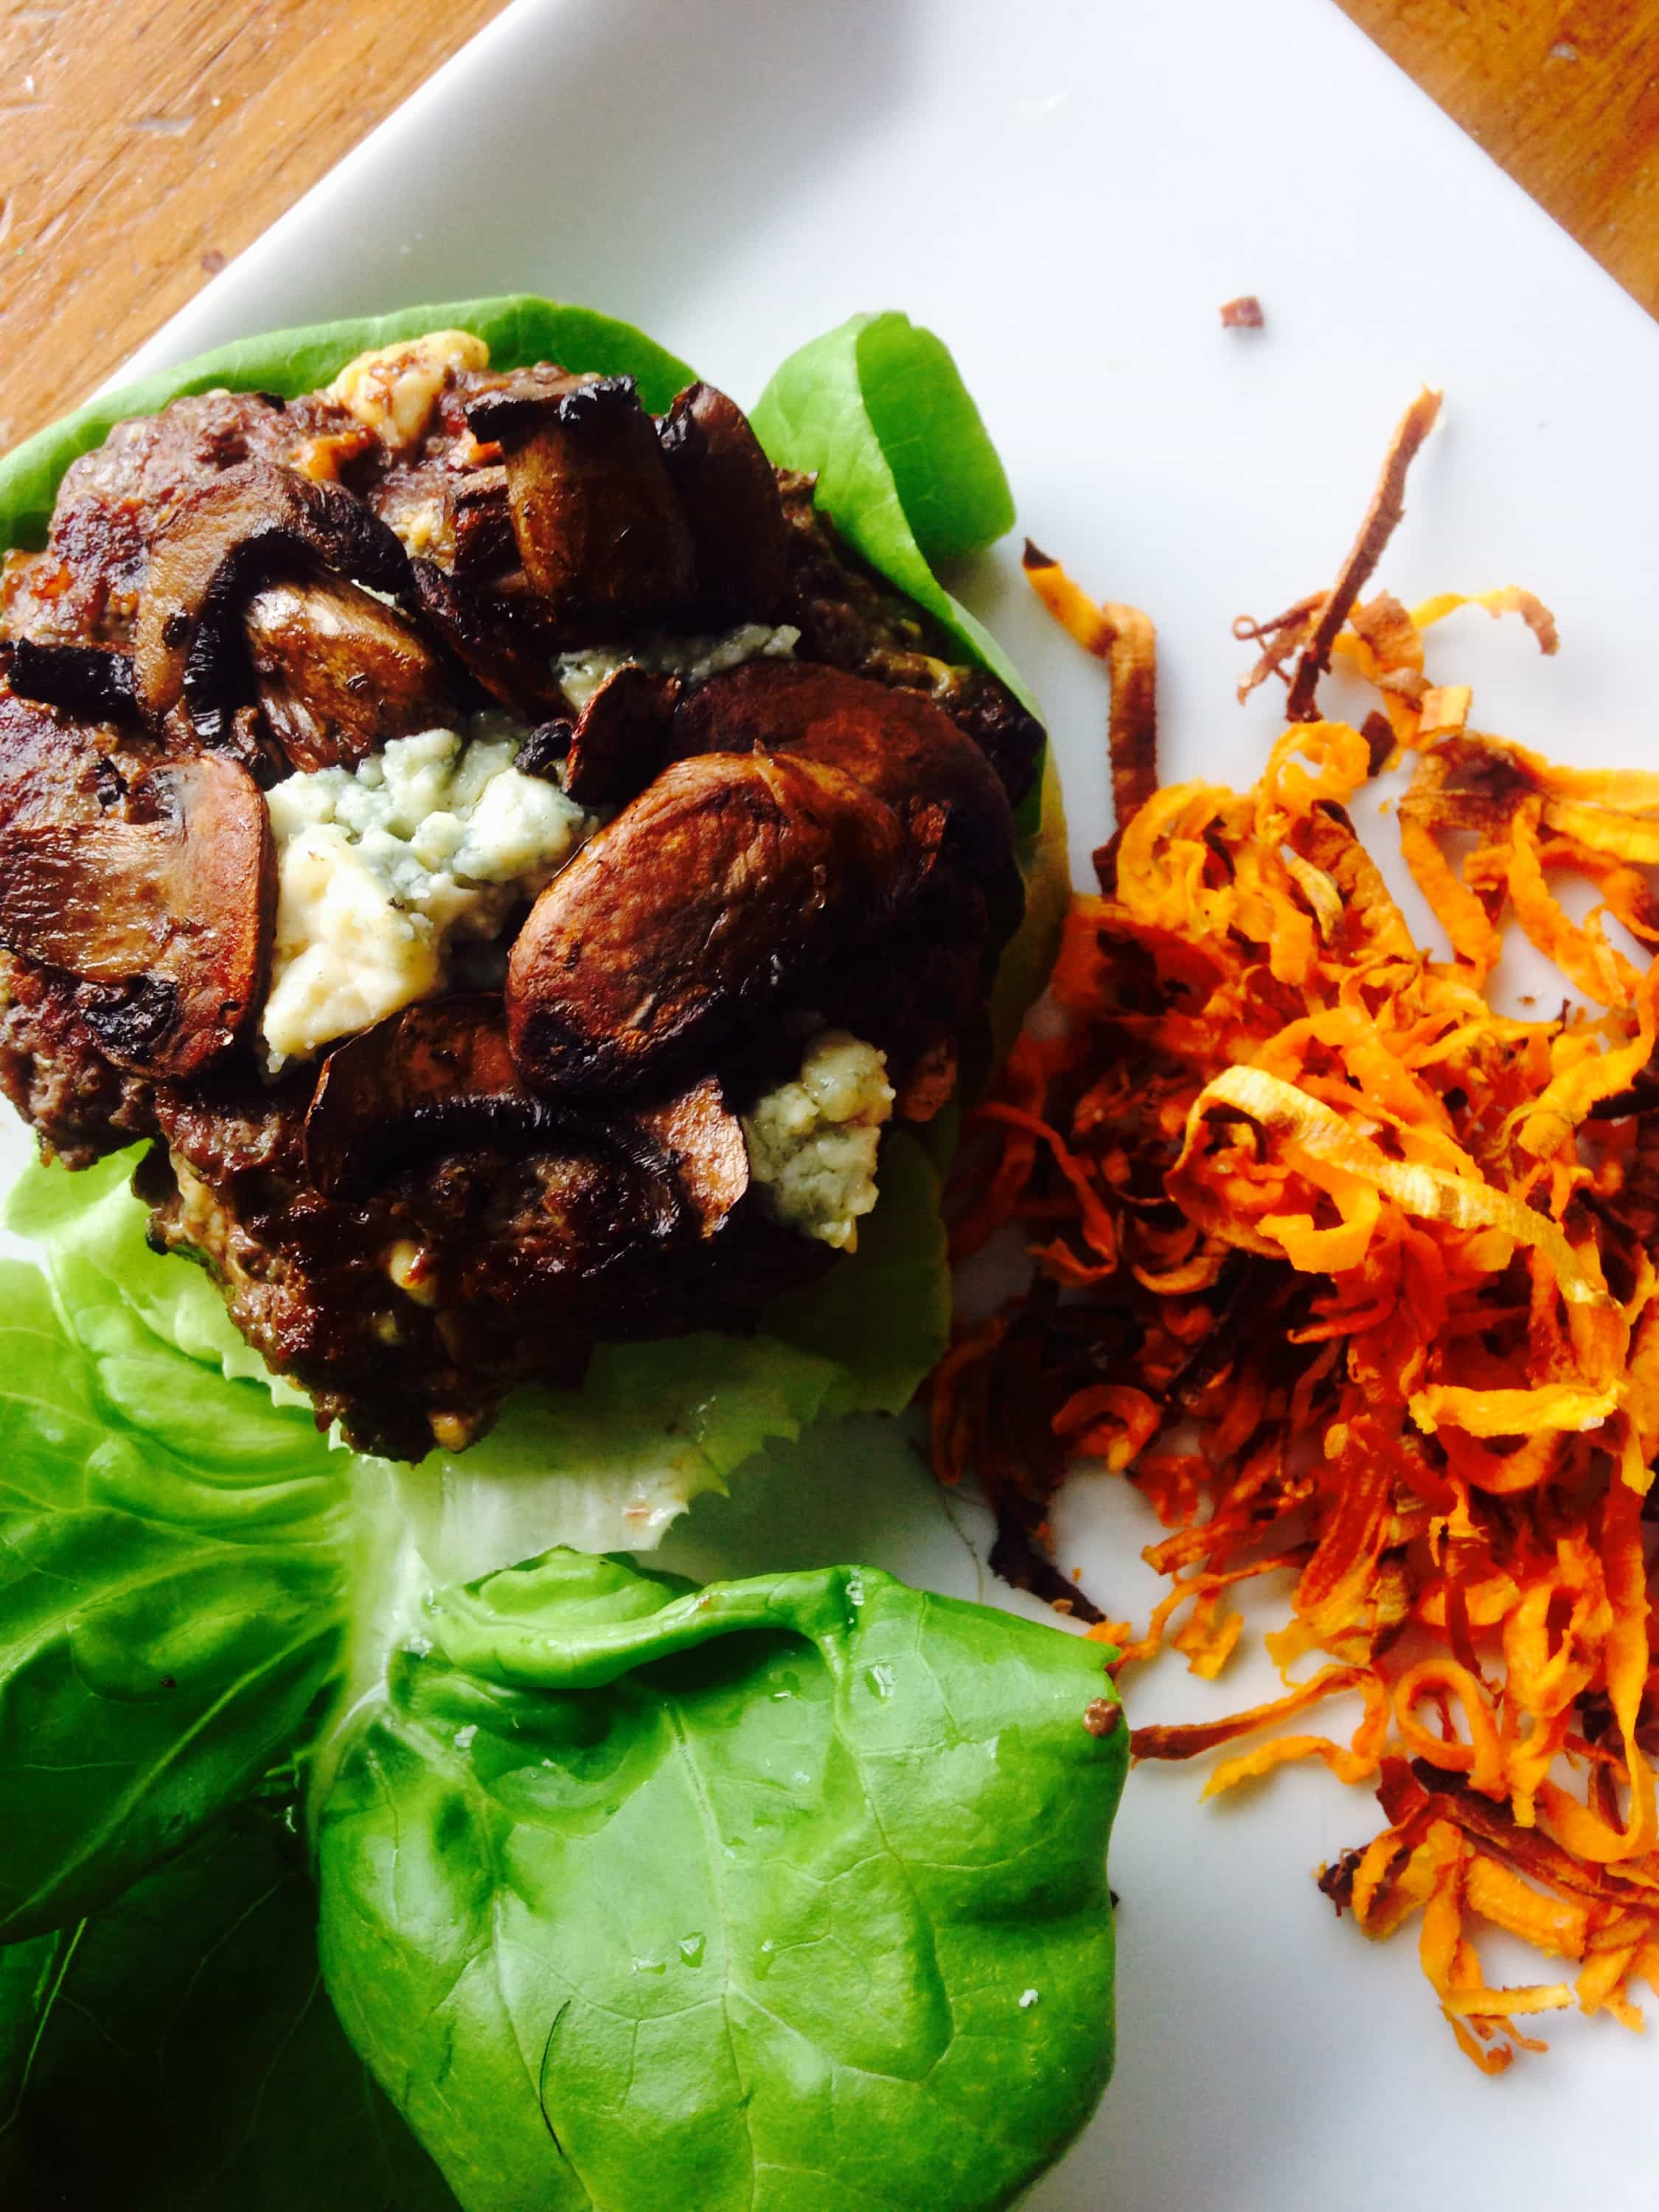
{"left": 0, "top": 337, "right": 1043, "bottom": 1458}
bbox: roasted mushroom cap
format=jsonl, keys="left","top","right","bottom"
{"left": 133, "top": 460, "right": 414, "bottom": 750}
{"left": 406, "top": 559, "right": 571, "bottom": 717}
{"left": 671, "top": 658, "right": 1015, "bottom": 877}
{"left": 0, "top": 690, "right": 126, "bottom": 832}
{"left": 242, "top": 574, "right": 456, "bottom": 773}
{"left": 795, "top": 866, "right": 990, "bottom": 1125}
{"left": 305, "top": 994, "right": 568, "bottom": 1197}
{"left": 560, "top": 664, "right": 681, "bottom": 807}
{"left": 507, "top": 750, "right": 906, "bottom": 1099}
{"left": 635, "top": 1073, "right": 752, "bottom": 1237}
{"left": 305, "top": 995, "right": 753, "bottom": 1249}
{"left": 658, "top": 382, "right": 790, "bottom": 621}
{"left": 4, "top": 639, "right": 139, "bottom": 726}
{"left": 465, "top": 371, "right": 695, "bottom": 626}
{"left": 0, "top": 751, "right": 273, "bottom": 1077}
{"left": 445, "top": 464, "right": 515, "bottom": 577}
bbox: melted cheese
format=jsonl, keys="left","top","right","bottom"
{"left": 328, "top": 330, "right": 490, "bottom": 452}
{"left": 554, "top": 622, "right": 801, "bottom": 711}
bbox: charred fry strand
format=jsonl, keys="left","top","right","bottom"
{"left": 941, "top": 407, "right": 1659, "bottom": 2065}
{"left": 0, "top": 332, "right": 1036, "bottom": 1456}
{"left": 1284, "top": 388, "right": 1442, "bottom": 720}
{"left": 1020, "top": 545, "right": 1158, "bottom": 832}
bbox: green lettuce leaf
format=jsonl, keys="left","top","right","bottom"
{"left": 7, "top": 1144, "right": 314, "bottom": 1411}
{"left": 316, "top": 1548, "right": 1126, "bottom": 2212}
{"left": 0, "top": 1801, "right": 458, "bottom": 2210}
{"left": 751, "top": 310, "right": 1034, "bottom": 716}
{"left": 0, "top": 1261, "right": 349, "bottom": 1941}
{"left": 0, "top": 294, "right": 1062, "bottom": 1555}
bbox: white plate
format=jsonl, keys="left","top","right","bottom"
{"left": 15, "top": 1, "right": 1659, "bottom": 2205}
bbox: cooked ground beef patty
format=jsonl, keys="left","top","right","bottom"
{"left": 0, "top": 334, "right": 1042, "bottom": 1458}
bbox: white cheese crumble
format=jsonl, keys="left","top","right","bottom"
{"left": 328, "top": 329, "right": 490, "bottom": 451}
{"left": 261, "top": 715, "right": 594, "bottom": 1065}
{"left": 742, "top": 1030, "right": 894, "bottom": 1253}
{"left": 554, "top": 621, "right": 801, "bottom": 712}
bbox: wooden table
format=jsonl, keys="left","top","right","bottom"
{"left": 0, "top": 0, "right": 1655, "bottom": 448}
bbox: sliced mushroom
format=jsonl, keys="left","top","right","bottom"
{"left": 507, "top": 751, "right": 906, "bottom": 1099}
{"left": 304, "top": 994, "right": 571, "bottom": 1196}
{"left": 561, "top": 664, "right": 681, "bottom": 808}
{"left": 446, "top": 465, "right": 515, "bottom": 576}
{"left": 242, "top": 573, "right": 457, "bottom": 772}
{"left": 465, "top": 372, "right": 695, "bottom": 625}
{"left": 0, "top": 689, "right": 122, "bottom": 833}
{"left": 0, "top": 751, "right": 273, "bottom": 1077}
{"left": 305, "top": 995, "right": 751, "bottom": 1247}
{"left": 790, "top": 865, "right": 991, "bottom": 1126}
{"left": 406, "top": 559, "right": 571, "bottom": 717}
{"left": 5, "top": 639, "right": 138, "bottom": 725}
{"left": 657, "top": 382, "right": 790, "bottom": 622}
{"left": 671, "top": 658, "right": 1015, "bottom": 878}
{"left": 513, "top": 718, "right": 574, "bottom": 782}
{"left": 636, "top": 1073, "right": 751, "bottom": 1236}
{"left": 133, "top": 460, "right": 413, "bottom": 747}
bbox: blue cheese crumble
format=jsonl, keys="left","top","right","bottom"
{"left": 262, "top": 715, "right": 595, "bottom": 1065}
{"left": 554, "top": 621, "right": 801, "bottom": 712}
{"left": 742, "top": 1031, "right": 894, "bottom": 1251}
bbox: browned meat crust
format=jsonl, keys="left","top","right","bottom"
{"left": 0, "top": 358, "right": 1042, "bottom": 1458}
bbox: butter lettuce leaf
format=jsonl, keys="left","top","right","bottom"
{"left": 0, "top": 1803, "right": 458, "bottom": 2210}
{"left": 0, "top": 1261, "right": 349, "bottom": 1941}
{"left": 751, "top": 310, "right": 1034, "bottom": 714}
{"left": 317, "top": 1548, "right": 1126, "bottom": 2212}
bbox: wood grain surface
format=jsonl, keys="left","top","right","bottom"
{"left": 1339, "top": 0, "right": 1659, "bottom": 310}
{"left": 1, "top": 0, "right": 1657, "bottom": 448}
{"left": 0, "top": 0, "right": 504, "bottom": 448}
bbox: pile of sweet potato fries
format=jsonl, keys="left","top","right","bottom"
{"left": 935, "top": 392, "right": 1659, "bottom": 2065}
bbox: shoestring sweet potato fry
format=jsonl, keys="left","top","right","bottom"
{"left": 933, "top": 394, "right": 1659, "bottom": 2067}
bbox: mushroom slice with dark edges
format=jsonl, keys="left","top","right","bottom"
{"left": 560, "top": 664, "right": 681, "bottom": 807}
{"left": 305, "top": 998, "right": 752, "bottom": 1250}
{"left": 406, "top": 559, "right": 571, "bottom": 718}
{"left": 465, "top": 371, "right": 695, "bottom": 625}
{"left": 0, "top": 751, "right": 273, "bottom": 1078}
{"left": 0, "top": 689, "right": 125, "bottom": 833}
{"left": 507, "top": 750, "right": 906, "bottom": 1099}
{"left": 133, "top": 460, "right": 414, "bottom": 748}
{"left": 304, "top": 993, "right": 574, "bottom": 1197}
{"left": 445, "top": 465, "right": 515, "bottom": 577}
{"left": 242, "top": 573, "right": 458, "bottom": 773}
{"left": 5, "top": 639, "right": 139, "bottom": 725}
{"left": 657, "top": 382, "right": 790, "bottom": 621}
{"left": 672, "top": 657, "right": 1015, "bottom": 878}
{"left": 635, "top": 1073, "right": 751, "bottom": 1237}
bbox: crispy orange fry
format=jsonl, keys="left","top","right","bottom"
{"left": 1023, "top": 542, "right": 1159, "bottom": 830}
